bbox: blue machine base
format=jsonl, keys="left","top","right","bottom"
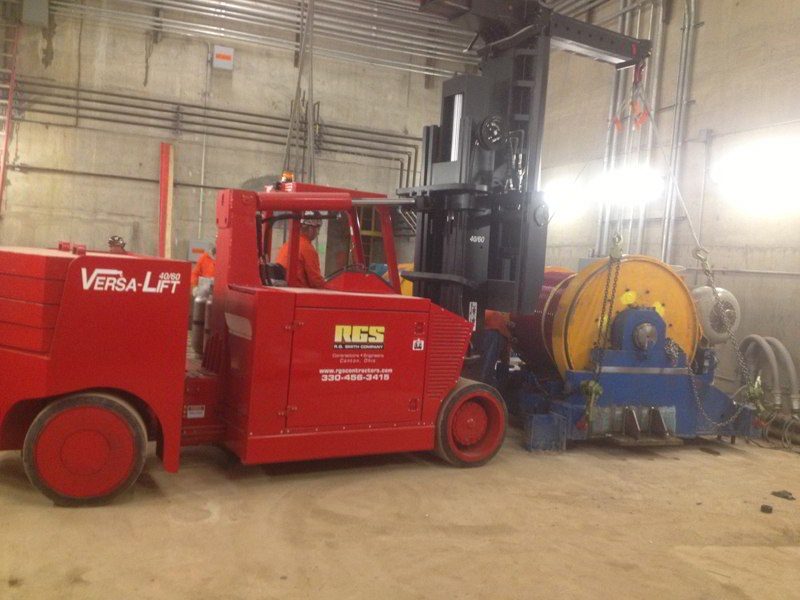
{"left": 501, "top": 309, "right": 757, "bottom": 452}
{"left": 510, "top": 371, "right": 755, "bottom": 452}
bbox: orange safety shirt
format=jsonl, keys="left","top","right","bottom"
{"left": 191, "top": 252, "right": 216, "bottom": 287}
{"left": 276, "top": 236, "right": 326, "bottom": 289}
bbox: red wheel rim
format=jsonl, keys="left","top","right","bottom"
{"left": 447, "top": 392, "right": 504, "bottom": 463}
{"left": 34, "top": 407, "right": 137, "bottom": 499}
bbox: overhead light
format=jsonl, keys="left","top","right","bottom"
{"left": 711, "top": 137, "right": 800, "bottom": 215}
{"left": 588, "top": 166, "right": 664, "bottom": 208}
{"left": 544, "top": 166, "right": 663, "bottom": 222}
{"left": 543, "top": 177, "right": 587, "bottom": 222}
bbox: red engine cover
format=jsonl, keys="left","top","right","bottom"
{"left": 0, "top": 247, "right": 190, "bottom": 471}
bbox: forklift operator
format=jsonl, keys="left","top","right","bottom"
{"left": 275, "top": 217, "right": 326, "bottom": 289}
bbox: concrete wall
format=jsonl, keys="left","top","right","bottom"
{"left": 540, "top": 0, "right": 800, "bottom": 383}
{"left": 1, "top": 13, "right": 440, "bottom": 266}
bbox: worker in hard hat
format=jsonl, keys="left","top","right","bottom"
{"left": 276, "top": 216, "right": 326, "bottom": 289}
{"left": 191, "top": 245, "right": 216, "bottom": 288}
{"left": 107, "top": 235, "right": 127, "bottom": 254}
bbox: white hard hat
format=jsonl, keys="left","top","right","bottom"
{"left": 300, "top": 213, "right": 323, "bottom": 228}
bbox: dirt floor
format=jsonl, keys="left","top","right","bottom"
{"left": 1, "top": 430, "right": 800, "bottom": 599}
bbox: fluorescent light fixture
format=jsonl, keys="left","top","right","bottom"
{"left": 711, "top": 137, "right": 800, "bottom": 215}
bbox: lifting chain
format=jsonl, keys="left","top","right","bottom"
{"left": 683, "top": 247, "right": 760, "bottom": 429}
{"left": 581, "top": 233, "right": 623, "bottom": 428}
{"left": 592, "top": 233, "right": 623, "bottom": 381}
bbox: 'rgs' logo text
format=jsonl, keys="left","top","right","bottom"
{"left": 81, "top": 268, "right": 181, "bottom": 294}
{"left": 334, "top": 325, "right": 385, "bottom": 350}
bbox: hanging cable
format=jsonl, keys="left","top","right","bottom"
{"left": 284, "top": 0, "right": 311, "bottom": 177}
{"left": 305, "top": 0, "right": 316, "bottom": 183}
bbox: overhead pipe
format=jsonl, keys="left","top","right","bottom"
{"left": 285, "top": 0, "right": 311, "bottom": 177}
{"left": 51, "top": 2, "right": 468, "bottom": 64}
{"left": 596, "top": 0, "right": 667, "bottom": 256}
{"left": 624, "top": 0, "right": 657, "bottom": 255}
{"left": 15, "top": 82, "right": 422, "bottom": 190}
{"left": 684, "top": 266, "right": 800, "bottom": 279}
{"left": 596, "top": 0, "right": 629, "bottom": 257}
{"left": 635, "top": 0, "right": 664, "bottom": 253}
{"left": 114, "top": 0, "right": 475, "bottom": 62}
{"left": 629, "top": 0, "right": 655, "bottom": 254}
{"left": 197, "top": 43, "right": 212, "bottom": 239}
{"left": 597, "top": 0, "right": 657, "bottom": 25}
{"left": 50, "top": 0, "right": 475, "bottom": 77}
{"left": 19, "top": 103, "right": 417, "bottom": 180}
{"left": 571, "top": 0, "right": 620, "bottom": 18}
{"left": 660, "top": 0, "right": 697, "bottom": 263}
{"left": 18, "top": 78, "right": 422, "bottom": 145}
{"left": 11, "top": 163, "right": 226, "bottom": 191}
{"left": 622, "top": 2, "right": 643, "bottom": 254}
{"left": 22, "top": 104, "right": 416, "bottom": 180}
{"left": 610, "top": 0, "right": 634, "bottom": 251}
{"left": 16, "top": 79, "right": 421, "bottom": 164}
{"left": 591, "top": 0, "right": 665, "bottom": 256}
{"left": 70, "top": 0, "right": 475, "bottom": 53}
{"left": 51, "top": 4, "right": 459, "bottom": 77}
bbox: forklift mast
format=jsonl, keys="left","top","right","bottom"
{"left": 401, "top": 0, "right": 651, "bottom": 330}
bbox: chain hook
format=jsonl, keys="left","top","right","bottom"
{"left": 610, "top": 233, "right": 624, "bottom": 260}
{"left": 692, "top": 246, "right": 710, "bottom": 264}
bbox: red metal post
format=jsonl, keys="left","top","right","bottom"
{"left": 262, "top": 209, "right": 274, "bottom": 260}
{"left": 286, "top": 217, "right": 301, "bottom": 287}
{"left": 346, "top": 209, "right": 366, "bottom": 267}
{"left": 158, "top": 143, "right": 174, "bottom": 257}
{"left": 0, "top": 27, "right": 21, "bottom": 214}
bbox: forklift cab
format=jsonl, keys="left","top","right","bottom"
{"left": 256, "top": 181, "right": 403, "bottom": 296}
{"left": 201, "top": 182, "right": 452, "bottom": 454}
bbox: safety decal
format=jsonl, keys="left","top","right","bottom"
{"left": 468, "top": 301, "right": 478, "bottom": 331}
{"left": 185, "top": 405, "right": 206, "bottom": 420}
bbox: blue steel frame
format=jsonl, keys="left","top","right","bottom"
{"left": 498, "top": 308, "right": 755, "bottom": 451}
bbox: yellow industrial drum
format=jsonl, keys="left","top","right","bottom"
{"left": 512, "top": 256, "right": 701, "bottom": 378}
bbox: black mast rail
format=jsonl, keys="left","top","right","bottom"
{"left": 400, "top": 0, "right": 651, "bottom": 332}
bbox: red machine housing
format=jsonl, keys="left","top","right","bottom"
{"left": 0, "top": 183, "right": 506, "bottom": 505}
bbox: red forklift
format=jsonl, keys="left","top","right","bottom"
{"left": 0, "top": 181, "right": 506, "bottom": 505}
